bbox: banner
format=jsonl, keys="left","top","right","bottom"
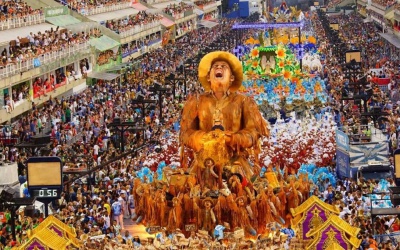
{"left": 335, "top": 130, "right": 349, "bottom": 152}
{"left": 44, "top": 6, "right": 69, "bottom": 17}
{"left": 336, "top": 149, "right": 350, "bottom": 179}
{"left": 33, "top": 58, "right": 41, "bottom": 68}
{"left": 349, "top": 142, "right": 388, "bottom": 164}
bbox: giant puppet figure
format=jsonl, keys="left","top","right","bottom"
{"left": 180, "top": 51, "right": 269, "bottom": 188}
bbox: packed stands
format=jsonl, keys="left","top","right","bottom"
{"left": 58, "top": 0, "right": 130, "bottom": 16}
{"left": 103, "top": 11, "right": 163, "bottom": 37}
{"left": 0, "top": 1, "right": 44, "bottom": 30}
{"left": 0, "top": 27, "right": 90, "bottom": 80}
{"left": 371, "top": 0, "right": 396, "bottom": 9}
{"left": 163, "top": 2, "right": 194, "bottom": 19}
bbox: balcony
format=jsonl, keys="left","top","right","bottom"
{"left": 121, "top": 39, "right": 162, "bottom": 61}
{"left": 367, "top": 4, "right": 386, "bottom": 16}
{"left": 0, "top": 14, "right": 45, "bottom": 31}
{"left": 0, "top": 42, "right": 91, "bottom": 89}
{"left": 0, "top": 78, "right": 86, "bottom": 123}
{"left": 173, "top": 9, "right": 196, "bottom": 23}
{"left": 119, "top": 21, "right": 162, "bottom": 38}
{"left": 77, "top": 2, "right": 131, "bottom": 16}
{"left": 357, "top": 0, "right": 368, "bottom": 5}
{"left": 371, "top": 1, "right": 386, "bottom": 11}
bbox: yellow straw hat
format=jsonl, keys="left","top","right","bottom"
{"left": 198, "top": 51, "right": 243, "bottom": 92}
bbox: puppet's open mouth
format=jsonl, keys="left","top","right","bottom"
{"left": 215, "top": 71, "right": 223, "bottom": 78}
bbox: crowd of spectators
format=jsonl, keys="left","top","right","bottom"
{"left": 121, "top": 33, "right": 162, "bottom": 57}
{"left": 194, "top": 0, "right": 218, "bottom": 8}
{"left": 0, "top": 26, "right": 92, "bottom": 69}
{"left": 3, "top": 4, "right": 400, "bottom": 249}
{"left": 371, "top": 0, "right": 396, "bottom": 9}
{"left": 0, "top": 17, "right": 249, "bottom": 249}
{"left": 314, "top": 176, "right": 400, "bottom": 249}
{"left": 367, "top": 9, "right": 386, "bottom": 27}
{"left": 312, "top": 9, "right": 400, "bottom": 247}
{"left": 64, "top": 0, "right": 129, "bottom": 15}
{"left": 175, "top": 20, "right": 195, "bottom": 37}
{"left": 103, "top": 11, "right": 163, "bottom": 35}
{"left": 162, "top": 2, "right": 194, "bottom": 19}
{"left": 1, "top": 18, "right": 241, "bottom": 246}
{"left": 204, "top": 11, "right": 219, "bottom": 20}
{"left": 0, "top": 17, "right": 237, "bottom": 159}
{"left": 0, "top": 1, "right": 42, "bottom": 26}
{"left": 326, "top": 0, "right": 343, "bottom": 8}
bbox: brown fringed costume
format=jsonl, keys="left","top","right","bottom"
{"left": 180, "top": 51, "right": 269, "bottom": 187}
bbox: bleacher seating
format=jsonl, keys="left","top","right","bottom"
{"left": 0, "top": 28, "right": 91, "bottom": 80}
{"left": 103, "top": 11, "right": 162, "bottom": 37}
{"left": 58, "top": 0, "right": 131, "bottom": 16}
{"left": 162, "top": 2, "right": 194, "bottom": 19}
{"left": 0, "top": 2, "right": 44, "bottom": 30}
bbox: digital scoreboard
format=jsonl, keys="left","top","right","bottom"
{"left": 31, "top": 189, "right": 60, "bottom": 198}
{"left": 27, "top": 157, "right": 63, "bottom": 200}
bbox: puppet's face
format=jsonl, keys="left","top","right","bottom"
{"left": 208, "top": 60, "right": 234, "bottom": 93}
{"left": 204, "top": 200, "right": 212, "bottom": 209}
{"left": 205, "top": 159, "right": 214, "bottom": 168}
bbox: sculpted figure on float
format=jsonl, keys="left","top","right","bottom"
{"left": 180, "top": 51, "right": 270, "bottom": 188}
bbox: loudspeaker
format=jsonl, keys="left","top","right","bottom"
{"left": 25, "top": 205, "right": 35, "bottom": 217}
{"left": 31, "top": 135, "right": 51, "bottom": 144}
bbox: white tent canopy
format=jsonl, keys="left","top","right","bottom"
{"left": 380, "top": 33, "right": 400, "bottom": 49}
{"left": 363, "top": 17, "right": 372, "bottom": 23}
{"left": 193, "top": 8, "right": 204, "bottom": 16}
{"left": 0, "top": 23, "right": 57, "bottom": 46}
{"left": 198, "top": 19, "right": 219, "bottom": 29}
{"left": 88, "top": 8, "right": 140, "bottom": 22}
{"left": 65, "top": 22, "right": 100, "bottom": 34}
{"left": 88, "top": 72, "right": 120, "bottom": 80}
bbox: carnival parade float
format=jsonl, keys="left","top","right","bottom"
{"left": 127, "top": 4, "right": 360, "bottom": 250}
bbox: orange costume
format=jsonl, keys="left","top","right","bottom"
{"left": 180, "top": 51, "right": 269, "bottom": 186}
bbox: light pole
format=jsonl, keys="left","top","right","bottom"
{"left": 149, "top": 83, "right": 170, "bottom": 123}
{"left": 108, "top": 118, "right": 145, "bottom": 152}
{"left": 131, "top": 94, "right": 157, "bottom": 120}
{"left": 165, "top": 73, "right": 185, "bottom": 98}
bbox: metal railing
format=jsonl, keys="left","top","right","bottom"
{"left": 121, "top": 38, "right": 161, "bottom": 58}
{"left": 0, "top": 42, "right": 90, "bottom": 80}
{"left": 118, "top": 21, "right": 161, "bottom": 38}
{"left": 67, "top": 131, "right": 83, "bottom": 145}
{"left": 77, "top": 2, "right": 130, "bottom": 16}
{"left": 0, "top": 13, "right": 45, "bottom": 31}
{"left": 0, "top": 136, "right": 20, "bottom": 146}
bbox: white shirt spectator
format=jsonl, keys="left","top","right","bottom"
{"left": 103, "top": 214, "right": 110, "bottom": 229}
{"left": 93, "top": 144, "right": 100, "bottom": 155}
